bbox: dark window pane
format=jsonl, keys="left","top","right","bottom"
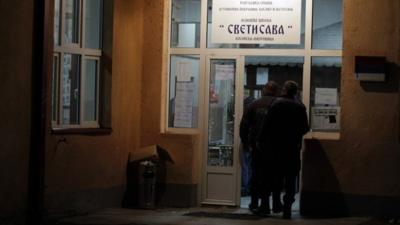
{"left": 62, "top": 54, "right": 81, "bottom": 125}
{"left": 51, "top": 55, "right": 60, "bottom": 121}
{"left": 65, "top": 0, "right": 80, "bottom": 44}
{"left": 84, "top": 59, "right": 98, "bottom": 121}
{"left": 54, "top": 0, "right": 61, "bottom": 46}
{"left": 244, "top": 56, "right": 304, "bottom": 99}
{"left": 85, "top": 0, "right": 102, "bottom": 49}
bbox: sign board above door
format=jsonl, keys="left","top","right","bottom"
{"left": 211, "top": 0, "right": 302, "bottom": 44}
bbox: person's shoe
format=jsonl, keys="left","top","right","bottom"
{"left": 248, "top": 195, "right": 259, "bottom": 211}
{"left": 254, "top": 205, "right": 270, "bottom": 217}
{"left": 272, "top": 202, "right": 283, "bottom": 213}
{"left": 282, "top": 211, "right": 291, "bottom": 219}
{"left": 248, "top": 202, "right": 258, "bottom": 211}
{"left": 282, "top": 205, "right": 292, "bottom": 219}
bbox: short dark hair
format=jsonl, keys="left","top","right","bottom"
{"left": 282, "top": 80, "right": 298, "bottom": 97}
{"left": 262, "top": 81, "right": 278, "bottom": 96}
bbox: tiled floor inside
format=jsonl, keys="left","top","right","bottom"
{"left": 240, "top": 193, "right": 300, "bottom": 211}
{"left": 239, "top": 193, "right": 300, "bottom": 218}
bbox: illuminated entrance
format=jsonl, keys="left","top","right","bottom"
{"left": 165, "top": 0, "right": 343, "bottom": 206}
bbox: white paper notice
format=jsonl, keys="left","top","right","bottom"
{"left": 212, "top": 0, "right": 302, "bottom": 44}
{"left": 215, "top": 64, "right": 234, "bottom": 81}
{"left": 315, "top": 88, "right": 338, "bottom": 105}
{"left": 311, "top": 106, "right": 340, "bottom": 130}
{"left": 174, "top": 82, "right": 195, "bottom": 128}
{"left": 177, "top": 61, "right": 191, "bottom": 82}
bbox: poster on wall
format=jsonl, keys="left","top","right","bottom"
{"left": 215, "top": 64, "right": 234, "bottom": 81}
{"left": 311, "top": 106, "right": 340, "bottom": 131}
{"left": 315, "top": 88, "right": 338, "bottom": 105}
{"left": 174, "top": 82, "right": 195, "bottom": 128}
{"left": 176, "top": 61, "right": 192, "bottom": 82}
{"left": 212, "top": 0, "right": 302, "bottom": 44}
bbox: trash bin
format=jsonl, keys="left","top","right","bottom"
{"left": 122, "top": 145, "right": 174, "bottom": 209}
{"left": 138, "top": 160, "right": 156, "bottom": 209}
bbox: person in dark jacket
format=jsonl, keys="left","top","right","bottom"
{"left": 240, "top": 95, "right": 255, "bottom": 196}
{"left": 259, "top": 80, "right": 309, "bottom": 219}
{"left": 240, "top": 81, "right": 282, "bottom": 214}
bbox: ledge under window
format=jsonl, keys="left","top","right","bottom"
{"left": 304, "top": 131, "right": 340, "bottom": 140}
{"left": 51, "top": 127, "right": 112, "bottom": 135}
{"left": 163, "top": 127, "right": 200, "bottom": 135}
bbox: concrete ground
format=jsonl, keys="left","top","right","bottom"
{"left": 52, "top": 207, "right": 391, "bottom": 225}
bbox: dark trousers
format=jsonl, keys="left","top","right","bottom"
{"left": 282, "top": 171, "right": 298, "bottom": 206}
{"left": 251, "top": 144, "right": 283, "bottom": 208}
{"left": 269, "top": 144, "right": 300, "bottom": 209}
{"left": 249, "top": 146, "right": 262, "bottom": 205}
{"left": 240, "top": 147, "right": 252, "bottom": 195}
{"left": 281, "top": 153, "right": 300, "bottom": 208}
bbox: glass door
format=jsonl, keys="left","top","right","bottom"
{"left": 202, "top": 56, "right": 243, "bottom": 205}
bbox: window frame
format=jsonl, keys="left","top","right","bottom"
{"left": 164, "top": 0, "right": 343, "bottom": 139}
{"left": 52, "top": 0, "right": 103, "bottom": 130}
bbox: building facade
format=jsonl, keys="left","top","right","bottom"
{"left": 0, "top": 0, "right": 399, "bottom": 223}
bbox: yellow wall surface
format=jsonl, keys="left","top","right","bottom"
{"left": 44, "top": 0, "right": 144, "bottom": 211}
{"left": 302, "top": 0, "right": 400, "bottom": 198}
{"left": 44, "top": 0, "right": 199, "bottom": 211}
{"left": 340, "top": 0, "right": 400, "bottom": 195}
{"left": 140, "top": 0, "right": 197, "bottom": 184}
{"left": 44, "top": 0, "right": 199, "bottom": 212}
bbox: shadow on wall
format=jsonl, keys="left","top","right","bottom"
{"left": 359, "top": 62, "right": 400, "bottom": 93}
{"left": 300, "top": 139, "right": 349, "bottom": 217}
{"left": 397, "top": 63, "right": 400, "bottom": 143}
{"left": 358, "top": 62, "right": 400, "bottom": 142}
{"left": 396, "top": 63, "right": 400, "bottom": 143}
{"left": 121, "top": 153, "right": 145, "bottom": 208}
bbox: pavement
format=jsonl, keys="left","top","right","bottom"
{"left": 52, "top": 207, "right": 391, "bottom": 225}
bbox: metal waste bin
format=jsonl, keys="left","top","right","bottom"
{"left": 138, "top": 161, "right": 156, "bottom": 209}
